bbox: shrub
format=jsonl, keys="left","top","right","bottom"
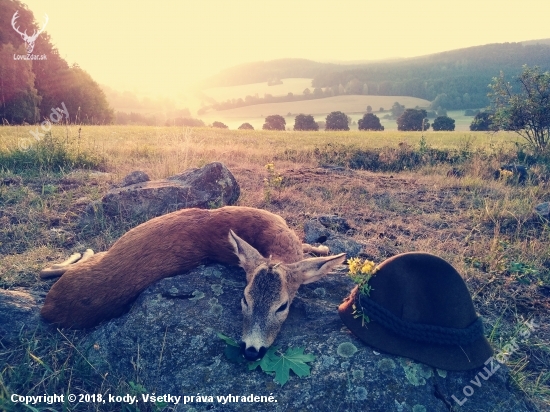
{"left": 262, "top": 115, "right": 286, "bottom": 131}
{"left": 397, "top": 109, "right": 429, "bottom": 131}
{"left": 238, "top": 123, "right": 254, "bottom": 130}
{"left": 358, "top": 113, "right": 384, "bottom": 131}
{"left": 470, "top": 112, "right": 496, "bottom": 131}
{"left": 293, "top": 114, "right": 319, "bottom": 131}
{"left": 325, "top": 111, "right": 349, "bottom": 131}
{"left": 432, "top": 116, "right": 455, "bottom": 131}
{"left": 212, "top": 121, "right": 228, "bottom": 129}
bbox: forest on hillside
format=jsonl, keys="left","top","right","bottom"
{"left": 202, "top": 42, "right": 550, "bottom": 111}
{"left": 0, "top": 0, "right": 113, "bottom": 125}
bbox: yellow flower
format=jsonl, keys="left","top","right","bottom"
{"left": 361, "top": 260, "right": 376, "bottom": 275}
{"left": 347, "top": 257, "right": 362, "bottom": 275}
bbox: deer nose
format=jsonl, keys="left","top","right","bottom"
{"left": 240, "top": 342, "right": 267, "bottom": 361}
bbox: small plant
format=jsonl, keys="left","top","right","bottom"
{"left": 217, "top": 333, "right": 315, "bottom": 386}
{"left": 508, "top": 261, "right": 540, "bottom": 285}
{"left": 263, "top": 163, "right": 283, "bottom": 203}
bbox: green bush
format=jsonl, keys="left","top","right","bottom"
{"left": 0, "top": 131, "right": 103, "bottom": 173}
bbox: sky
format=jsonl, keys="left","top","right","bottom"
{"left": 19, "top": 0, "right": 550, "bottom": 100}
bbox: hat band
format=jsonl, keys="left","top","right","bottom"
{"left": 357, "top": 294, "right": 484, "bottom": 346}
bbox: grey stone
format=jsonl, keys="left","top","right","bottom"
{"left": 119, "top": 170, "right": 150, "bottom": 187}
{"left": 80, "top": 263, "right": 536, "bottom": 412}
{"left": 0, "top": 289, "right": 43, "bottom": 344}
{"left": 325, "top": 235, "right": 364, "bottom": 257}
{"left": 317, "top": 215, "right": 352, "bottom": 233}
{"left": 80, "top": 162, "right": 240, "bottom": 224}
{"left": 535, "top": 202, "right": 550, "bottom": 218}
{"left": 304, "top": 220, "right": 332, "bottom": 244}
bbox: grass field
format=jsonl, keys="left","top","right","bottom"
{"left": 1, "top": 125, "right": 549, "bottom": 410}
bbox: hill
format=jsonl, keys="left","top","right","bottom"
{"left": 199, "top": 58, "right": 366, "bottom": 89}
{"left": 202, "top": 41, "right": 550, "bottom": 111}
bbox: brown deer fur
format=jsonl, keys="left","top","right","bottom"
{"left": 41, "top": 206, "right": 314, "bottom": 329}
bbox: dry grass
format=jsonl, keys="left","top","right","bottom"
{"left": 1, "top": 125, "right": 549, "bottom": 410}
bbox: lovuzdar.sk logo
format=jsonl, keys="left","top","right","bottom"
{"left": 11, "top": 10, "right": 48, "bottom": 60}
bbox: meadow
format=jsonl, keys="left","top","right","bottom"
{"left": 0, "top": 125, "right": 549, "bottom": 410}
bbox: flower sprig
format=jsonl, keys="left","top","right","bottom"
{"left": 347, "top": 257, "right": 377, "bottom": 297}
{"left": 347, "top": 257, "right": 377, "bottom": 326}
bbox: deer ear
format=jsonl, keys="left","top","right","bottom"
{"left": 286, "top": 253, "right": 347, "bottom": 286}
{"left": 228, "top": 230, "right": 266, "bottom": 278}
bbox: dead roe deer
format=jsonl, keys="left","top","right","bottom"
{"left": 40, "top": 206, "right": 346, "bottom": 361}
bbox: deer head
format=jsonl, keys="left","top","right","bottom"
{"left": 228, "top": 230, "right": 346, "bottom": 361}
{"left": 12, "top": 11, "right": 49, "bottom": 54}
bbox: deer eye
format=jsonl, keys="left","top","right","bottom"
{"left": 276, "top": 301, "right": 288, "bottom": 313}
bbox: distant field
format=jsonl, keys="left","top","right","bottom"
{"left": 202, "top": 95, "right": 431, "bottom": 129}
{"left": 203, "top": 78, "right": 314, "bottom": 101}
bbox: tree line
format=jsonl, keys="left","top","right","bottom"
{"left": 0, "top": 0, "right": 114, "bottom": 125}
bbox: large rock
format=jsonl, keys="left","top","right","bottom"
{"left": 83, "top": 264, "right": 536, "bottom": 412}
{"left": 0, "top": 289, "right": 43, "bottom": 344}
{"left": 81, "top": 162, "right": 240, "bottom": 224}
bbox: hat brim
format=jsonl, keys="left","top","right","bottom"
{"left": 338, "top": 287, "right": 494, "bottom": 371}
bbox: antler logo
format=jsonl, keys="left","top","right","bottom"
{"left": 11, "top": 11, "right": 49, "bottom": 54}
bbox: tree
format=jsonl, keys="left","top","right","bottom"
{"left": 390, "top": 102, "right": 405, "bottom": 118}
{"left": 212, "top": 121, "right": 228, "bottom": 128}
{"left": 238, "top": 122, "right": 254, "bottom": 130}
{"left": 293, "top": 114, "right": 319, "bottom": 131}
{"left": 345, "top": 78, "right": 363, "bottom": 95}
{"left": 489, "top": 65, "right": 550, "bottom": 150}
{"left": 366, "top": 105, "right": 372, "bottom": 113}
{"left": 325, "top": 111, "right": 349, "bottom": 131}
{"left": 262, "top": 114, "right": 286, "bottom": 131}
{"left": 436, "top": 106, "right": 447, "bottom": 117}
{"left": 432, "top": 116, "right": 455, "bottom": 131}
{"left": 470, "top": 112, "right": 496, "bottom": 131}
{"left": 303, "top": 88, "right": 311, "bottom": 96}
{"left": 0, "top": 43, "right": 40, "bottom": 124}
{"left": 430, "top": 93, "right": 448, "bottom": 110}
{"left": 358, "top": 113, "right": 384, "bottom": 131}
{"left": 397, "top": 109, "right": 430, "bottom": 131}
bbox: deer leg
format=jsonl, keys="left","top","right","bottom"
{"left": 40, "top": 249, "right": 95, "bottom": 279}
{"left": 302, "top": 243, "right": 330, "bottom": 256}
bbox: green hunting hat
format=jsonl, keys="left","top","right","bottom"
{"left": 338, "top": 252, "right": 493, "bottom": 371}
